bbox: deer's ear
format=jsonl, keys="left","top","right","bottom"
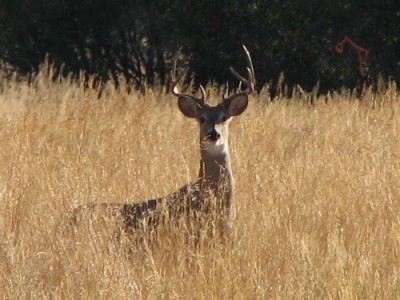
{"left": 178, "top": 96, "right": 202, "bottom": 118}
{"left": 224, "top": 94, "right": 248, "bottom": 116}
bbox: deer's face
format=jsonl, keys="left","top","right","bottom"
{"left": 171, "top": 45, "right": 254, "bottom": 155}
{"left": 178, "top": 94, "right": 248, "bottom": 155}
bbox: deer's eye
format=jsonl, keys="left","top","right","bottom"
{"left": 199, "top": 117, "right": 206, "bottom": 124}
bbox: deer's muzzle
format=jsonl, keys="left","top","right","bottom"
{"left": 206, "top": 129, "right": 221, "bottom": 141}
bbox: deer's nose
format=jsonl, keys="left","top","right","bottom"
{"left": 207, "top": 129, "right": 220, "bottom": 141}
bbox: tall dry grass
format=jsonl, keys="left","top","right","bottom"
{"left": 0, "top": 70, "right": 400, "bottom": 299}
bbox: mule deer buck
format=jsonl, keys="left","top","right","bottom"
{"left": 69, "top": 46, "right": 255, "bottom": 244}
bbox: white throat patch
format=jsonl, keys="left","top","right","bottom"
{"left": 202, "top": 140, "right": 228, "bottom": 156}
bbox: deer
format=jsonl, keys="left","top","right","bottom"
{"left": 68, "top": 46, "right": 255, "bottom": 245}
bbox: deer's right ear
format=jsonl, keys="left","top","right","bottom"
{"left": 178, "top": 97, "right": 202, "bottom": 118}
{"left": 224, "top": 94, "right": 248, "bottom": 116}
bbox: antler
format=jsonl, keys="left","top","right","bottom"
{"left": 228, "top": 45, "right": 256, "bottom": 96}
{"left": 170, "top": 48, "right": 206, "bottom": 104}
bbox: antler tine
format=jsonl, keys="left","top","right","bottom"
{"left": 170, "top": 47, "right": 185, "bottom": 96}
{"left": 228, "top": 45, "right": 256, "bottom": 96}
{"left": 223, "top": 82, "right": 230, "bottom": 99}
{"left": 243, "top": 45, "right": 255, "bottom": 84}
{"left": 170, "top": 47, "right": 205, "bottom": 104}
{"left": 199, "top": 84, "right": 206, "bottom": 101}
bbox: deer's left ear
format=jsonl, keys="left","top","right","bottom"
{"left": 224, "top": 94, "right": 248, "bottom": 116}
{"left": 178, "top": 96, "right": 203, "bottom": 118}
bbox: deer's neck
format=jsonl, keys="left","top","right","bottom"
{"left": 198, "top": 143, "right": 233, "bottom": 205}
{"left": 198, "top": 142, "right": 235, "bottom": 229}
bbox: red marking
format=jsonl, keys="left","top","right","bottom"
{"left": 335, "top": 35, "right": 369, "bottom": 76}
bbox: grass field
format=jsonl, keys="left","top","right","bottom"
{"left": 0, "top": 71, "right": 400, "bottom": 299}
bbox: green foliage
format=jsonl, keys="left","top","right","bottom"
{"left": 0, "top": 0, "right": 399, "bottom": 93}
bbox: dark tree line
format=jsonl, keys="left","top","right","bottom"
{"left": 0, "top": 0, "right": 399, "bottom": 94}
